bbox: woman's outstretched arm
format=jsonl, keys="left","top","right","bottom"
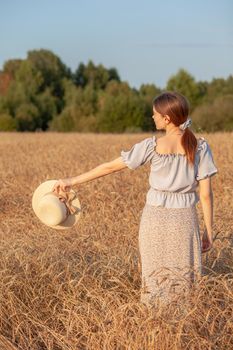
{"left": 52, "top": 157, "right": 127, "bottom": 193}
{"left": 71, "top": 156, "right": 127, "bottom": 185}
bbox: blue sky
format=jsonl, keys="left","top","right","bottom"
{"left": 0, "top": 0, "right": 232, "bottom": 89}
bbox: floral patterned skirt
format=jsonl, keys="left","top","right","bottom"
{"left": 138, "top": 203, "right": 202, "bottom": 307}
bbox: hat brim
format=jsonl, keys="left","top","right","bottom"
{"left": 32, "top": 180, "right": 82, "bottom": 230}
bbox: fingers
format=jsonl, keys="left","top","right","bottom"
{"left": 52, "top": 180, "right": 62, "bottom": 194}
{"left": 201, "top": 241, "right": 212, "bottom": 253}
{"left": 202, "top": 246, "right": 210, "bottom": 252}
{"left": 52, "top": 183, "right": 60, "bottom": 193}
{"left": 202, "top": 248, "right": 211, "bottom": 253}
{"left": 202, "top": 245, "right": 209, "bottom": 253}
{"left": 52, "top": 180, "right": 71, "bottom": 194}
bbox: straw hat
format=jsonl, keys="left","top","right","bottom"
{"left": 32, "top": 179, "right": 82, "bottom": 230}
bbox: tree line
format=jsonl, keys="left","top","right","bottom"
{"left": 0, "top": 49, "right": 232, "bottom": 132}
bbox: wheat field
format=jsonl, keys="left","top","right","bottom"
{"left": 0, "top": 131, "right": 232, "bottom": 350}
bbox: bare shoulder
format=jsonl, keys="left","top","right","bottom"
{"left": 156, "top": 135, "right": 166, "bottom": 144}
{"left": 155, "top": 136, "right": 167, "bottom": 149}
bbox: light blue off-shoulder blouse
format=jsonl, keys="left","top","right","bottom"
{"left": 120, "top": 135, "right": 218, "bottom": 208}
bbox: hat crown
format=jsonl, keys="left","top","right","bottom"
{"left": 37, "top": 193, "right": 67, "bottom": 226}
{"left": 32, "top": 179, "right": 81, "bottom": 230}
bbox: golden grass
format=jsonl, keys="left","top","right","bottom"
{"left": 0, "top": 131, "right": 232, "bottom": 350}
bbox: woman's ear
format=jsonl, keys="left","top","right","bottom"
{"left": 164, "top": 114, "right": 171, "bottom": 124}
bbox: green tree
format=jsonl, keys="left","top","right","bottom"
{"left": 202, "top": 75, "right": 233, "bottom": 103}
{"left": 1, "top": 60, "right": 46, "bottom": 130}
{"left": 49, "top": 80, "right": 99, "bottom": 131}
{"left": 191, "top": 94, "right": 233, "bottom": 132}
{"left": 34, "top": 88, "right": 58, "bottom": 130}
{"left": 3, "top": 59, "right": 23, "bottom": 79}
{"left": 15, "top": 60, "right": 44, "bottom": 96}
{"left": 15, "top": 103, "right": 41, "bottom": 131}
{"left": 139, "top": 83, "right": 162, "bottom": 131}
{"left": 74, "top": 60, "right": 120, "bottom": 89}
{"left": 0, "top": 113, "right": 17, "bottom": 131}
{"left": 0, "top": 50, "right": 70, "bottom": 130}
{"left": 166, "top": 69, "right": 201, "bottom": 111}
{"left": 27, "top": 49, "right": 72, "bottom": 100}
{"left": 96, "top": 81, "right": 146, "bottom": 133}
{"left": 27, "top": 49, "right": 72, "bottom": 117}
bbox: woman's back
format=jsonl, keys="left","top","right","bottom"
{"left": 120, "top": 135, "right": 218, "bottom": 208}
{"left": 155, "top": 134, "right": 186, "bottom": 156}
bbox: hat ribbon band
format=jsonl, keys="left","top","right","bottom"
{"left": 52, "top": 190, "right": 78, "bottom": 217}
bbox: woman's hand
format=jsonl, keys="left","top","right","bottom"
{"left": 201, "top": 229, "right": 213, "bottom": 253}
{"left": 52, "top": 178, "right": 73, "bottom": 194}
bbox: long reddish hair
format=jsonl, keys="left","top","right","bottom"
{"left": 153, "top": 91, "right": 197, "bottom": 166}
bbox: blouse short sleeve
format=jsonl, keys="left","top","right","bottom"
{"left": 196, "top": 139, "right": 218, "bottom": 181}
{"left": 120, "top": 136, "right": 155, "bottom": 170}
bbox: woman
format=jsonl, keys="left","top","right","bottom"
{"left": 52, "top": 91, "right": 218, "bottom": 307}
